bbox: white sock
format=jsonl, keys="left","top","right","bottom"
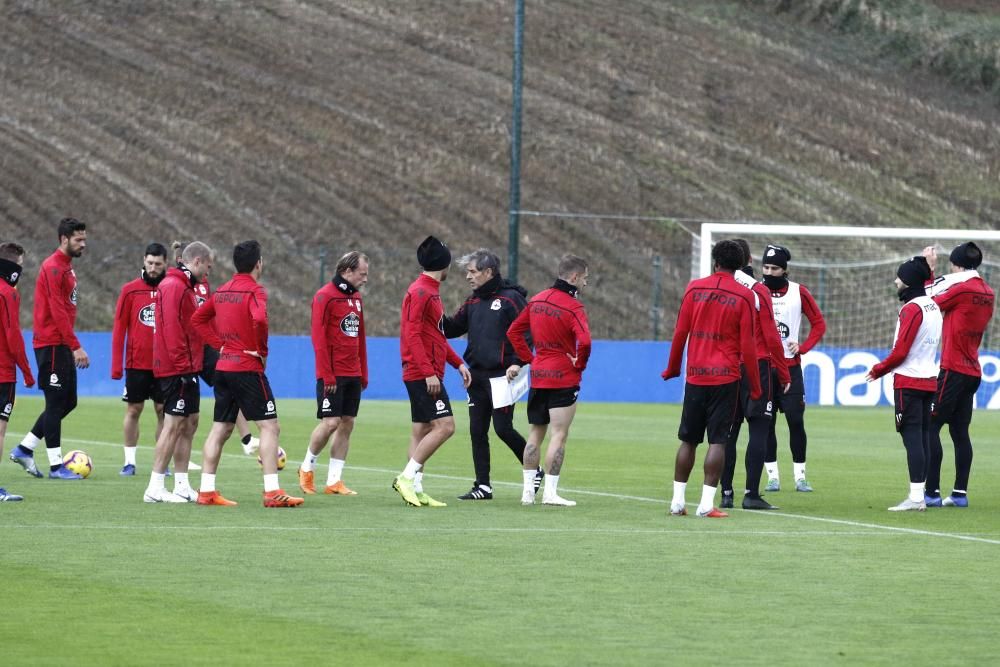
{"left": 544, "top": 474, "right": 560, "bottom": 499}
{"left": 46, "top": 447, "right": 63, "bottom": 468}
{"left": 909, "top": 482, "right": 924, "bottom": 503}
{"left": 200, "top": 473, "right": 216, "bottom": 493}
{"left": 671, "top": 481, "right": 687, "bottom": 508}
{"left": 301, "top": 450, "right": 318, "bottom": 472}
{"left": 523, "top": 469, "right": 535, "bottom": 496}
{"left": 263, "top": 473, "right": 280, "bottom": 492}
{"left": 148, "top": 472, "right": 166, "bottom": 492}
{"left": 697, "top": 485, "right": 717, "bottom": 514}
{"left": 402, "top": 458, "right": 421, "bottom": 479}
{"left": 174, "top": 472, "right": 190, "bottom": 489}
{"left": 124, "top": 446, "right": 137, "bottom": 466}
{"left": 793, "top": 462, "right": 806, "bottom": 481}
{"left": 413, "top": 471, "right": 424, "bottom": 494}
{"left": 327, "top": 458, "right": 345, "bottom": 486}
{"left": 765, "top": 462, "right": 779, "bottom": 479}
{"left": 20, "top": 432, "right": 40, "bottom": 451}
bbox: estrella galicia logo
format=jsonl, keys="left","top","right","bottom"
{"left": 340, "top": 312, "right": 360, "bottom": 338}
{"left": 70, "top": 286, "right": 78, "bottom": 306}
{"left": 776, "top": 321, "right": 790, "bottom": 340}
{"left": 139, "top": 304, "right": 156, "bottom": 327}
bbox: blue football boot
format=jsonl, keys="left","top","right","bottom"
{"left": 48, "top": 465, "right": 83, "bottom": 480}
{"left": 9, "top": 446, "right": 43, "bottom": 478}
{"left": 0, "top": 488, "right": 25, "bottom": 501}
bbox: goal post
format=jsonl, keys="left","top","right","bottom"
{"left": 696, "top": 223, "right": 1000, "bottom": 409}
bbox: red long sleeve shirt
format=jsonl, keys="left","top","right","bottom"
{"left": 400, "top": 274, "right": 463, "bottom": 381}
{"left": 32, "top": 250, "right": 80, "bottom": 350}
{"left": 311, "top": 279, "right": 368, "bottom": 385}
{"left": 506, "top": 281, "right": 591, "bottom": 389}
{"left": 153, "top": 267, "right": 206, "bottom": 377}
{"left": 190, "top": 273, "right": 266, "bottom": 373}
{"left": 929, "top": 273, "right": 994, "bottom": 377}
{"left": 768, "top": 283, "right": 826, "bottom": 367}
{"left": 664, "top": 271, "right": 762, "bottom": 399}
{"left": 111, "top": 276, "right": 158, "bottom": 377}
{"left": 0, "top": 281, "right": 34, "bottom": 385}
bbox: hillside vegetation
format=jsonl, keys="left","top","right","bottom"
{"left": 2, "top": 0, "right": 998, "bottom": 339}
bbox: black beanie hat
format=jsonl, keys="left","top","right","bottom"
{"left": 762, "top": 244, "right": 791, "bottom": 270}
{"left": 949, "top": 241, "right": 983, "bottom": 270}
{"left": 897, "top": 256, "right": 931, "bottom": 287}
{"left": 417, "top": 235, "right": 451, "bottom": 271}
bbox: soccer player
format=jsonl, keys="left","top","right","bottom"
{"left": 721, "top": 239, "right": 790, "bottom": 510}
{"left": 392, "top": 236, "right": 471, "bottom": 507}
{"left": 444, "top": 248, "right": 540, "bottom": 501}
{"left": 142, "top": 241, "right": 214, "bottom": 502}
{"left": 922, "top": 242, "right": 994, "bottom": 508}
{"left": 0, "top": 242, "right": 35, "bottom": 501}
{"left": 111, "top": 243, "right": 168, "bottom": 476}
{"left": 298, "top": 250, "right": 369, "bottom": 496}
{"left": 662, "top": 240, "right": 760, "bottom": 518}
{"left": 9, "top": 218, "right": 90, "bottom": 480}
{"left": 191, "top": 240, "right": 303, "bottom": 508}
{"left": 174, "top": 240, "right": 257, "bottom": 459}
{"left": 506, "top": 253, "right": 592, "bottom": 507}
{"left": 760, "top": 244, "right": 826, "bottom": 492}
{"left": 865, "top": 256, "right": 942, "bottom": 512}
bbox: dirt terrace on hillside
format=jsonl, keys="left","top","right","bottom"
{"left": 2, "top": 1, "right": 998, "bottom": 339}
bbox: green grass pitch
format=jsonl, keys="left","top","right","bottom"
{"left": 2, "top": 396, "right": 999, "bottom": 665}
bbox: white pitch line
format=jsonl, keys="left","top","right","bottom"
{"left": 13, "top": 433, "right": 1000, "bottom": 546}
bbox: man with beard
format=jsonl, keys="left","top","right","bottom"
{"left": 0, "top": 242, "right": 35, "bottom": 500}
{"left": 9, "top": 218, "right": 90, "bottom": 480}
{"left": 111, "top": 243, "right": 168, "bottom": 476}
{"left": 444, "top": 248, "right": 541, "bottom": 501}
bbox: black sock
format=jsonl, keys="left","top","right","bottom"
{"left": 241, "top": 434, "right": 252, "bottom": 445}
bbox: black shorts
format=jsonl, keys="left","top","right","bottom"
{"left": 122, "top": 368, "right": 163, "bottom": 404}
{"left": 199, "top": 345, "right": 219, "bottom": 387}
{"left": 742, "top": 359, "right": 774, "bottom": 421}
{"left": 405, "top": 379, "right": 453, "bottom": 423}
{"left": 36, "top": 345, "right": 77, "bottom": 397}
{"left": 316, "top": 377, "right": 362, "bottom": 419}
{"left": 772, "top": 363, "right": 805, "bottom": 415}
{"left": 158, "top": 374, "right": 201, "bottom": 417}
{"left": 0, "top": 382, "right": 15, "bottom": 422}
{"left": 213, "top": 370, "right": 277, "bottom": 423}
{"left": 931, "top": 369, "right": 980, "bottom": 427}
{"left": 678, "top": 381, "right": 740, "bottom": 445}
{"left": 526, "top": 386, "right": 579, "bottom": 425}
{"left": 895, "top": 387, "right": 933, "bottom": 433}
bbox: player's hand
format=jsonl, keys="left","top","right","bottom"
{"left": 24, "top": 374, "right": 35, "bottom": 388}
{"left": 566, "top": 352, "right": 579, "bottom": 368}
{"left": 865, "top": 370, "right": 876, "bottom": 383}
{"left": 324, "top": 380, "right": 337, "bottom": 394}
{"left": 922, "top": 246, "right": 937, "bottom": 272}
{"left": 361, "top": 379, "right": 368, "bottom": 391}
{"left": 782, "top": 383, "right": 791, "bottom": 394}
{"left": 506, "top": 364, "right": 522, "bottom": 381}
{"left": 459, "top": 364, "right": 472, "bottom": 388}
{"left": 425, "top": 375, "right": 442, "bottom": 397}
{"left": 661, "top": 369, "right": 679, "bottom": 381}
{"left": 786, "top": 342, "right": 800, "bottom": 356}
{"left": 111, "top": 371, "right": 123, "bottom": 380}
{"left": 244, "top": 350, "right": 267, "bottom": 369}
{"left": 73, "top": 347, "right": 90, "bottom": 369}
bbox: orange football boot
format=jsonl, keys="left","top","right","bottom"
{"left": 197, "top": 490, "right": 238, "bottom": 506}
{"left": 298, "top": 468, "right": 316, "bottom": 494}
{"left": 324, "top": 480, "right": 357, "bottom": 495}
{"left": 263, "top": 489, "right": 304, "bottom": 508}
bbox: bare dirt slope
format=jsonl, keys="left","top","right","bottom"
{"left": 2, "top": 1, "right": 998, "bottom": 338}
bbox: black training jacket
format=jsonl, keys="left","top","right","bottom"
{"left": 443, "top": 275, "right": 529, "bottom": 371}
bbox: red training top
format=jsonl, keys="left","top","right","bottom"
{"left": 32, "top": 250, "right": 80, "bottom": 350}
{"left": 400, "top": 274, "right": 463, "bottom": 381}
{"left": 0, "top": 281, "right": 34, "bottom": 385}
{"left": 111, "top": 276, "right": 158, "bottom": 377}
{"left": 663, "top": 271, "right": 762, "bottom": 399}
{"left": 153, "top": 266, "right": 206, "bottom": 377}
{"left": 311, "top": 279, "right": 368, "bottom": 385}
{"left": 929, "top": 273, "right": 994, "bottom": 377}
{"left": 190, "top": 273, "right": 266, "bottom": 373}
{"left": 507, "top": 280, "right": 592, "bottom": 389}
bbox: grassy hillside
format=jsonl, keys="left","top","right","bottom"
{"left": 2, "top": 0, "right": 998, "bottom": 338}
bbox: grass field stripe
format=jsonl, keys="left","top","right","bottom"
{"left": 15, "top": 433, "right": 1000, "bottom": 546}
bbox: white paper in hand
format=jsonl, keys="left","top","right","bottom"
{"left": 490, "top": 364, "right": 531, "bottom": 408}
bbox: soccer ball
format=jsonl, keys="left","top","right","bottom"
{"left": 63, "top": 450, "right": 93, "bottom": 478}
{"left": 257, "top": 446, "right": 287, "bottom": 471}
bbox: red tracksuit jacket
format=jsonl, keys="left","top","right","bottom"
{"left": 153, "top": 266, "right": 206, "bottom": 377}
{"left": 311, "top": 279, "right": 368, "bottom": 385}
{"left": 111, "top": 276, "right": 158, "bottom": 377}
{"left": 0, "top": 281, "right": 34, "bottom": 384}
{"left": 664, "top": 271, "right": 762, "bottom": 399}
{"left": 400, "top": 274, "right": 463, "bottom": 381}
{"left": 190, "top": 273, "right": 266, "bottom": 373}
{"left": 750, "top": 282, "right": 791, "bottom": 385}
{"left": 930, "top": 274, "right": 994, "bottom": 377}
{"left": 32, "top": 250, "right": 80, "bottom": 350}
{"left": 507, "top": 280, "right": 591, "bottom": 389}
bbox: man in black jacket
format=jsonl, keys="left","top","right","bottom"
{"left": 444, "top": 249, "right": 542, "bottom": 499}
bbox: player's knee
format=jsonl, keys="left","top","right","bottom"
{"left": 259, "top": 419, "right": 280, "bottom": 438}
{"left": 435, "top": 418, "right": 456, "bottom": 438}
